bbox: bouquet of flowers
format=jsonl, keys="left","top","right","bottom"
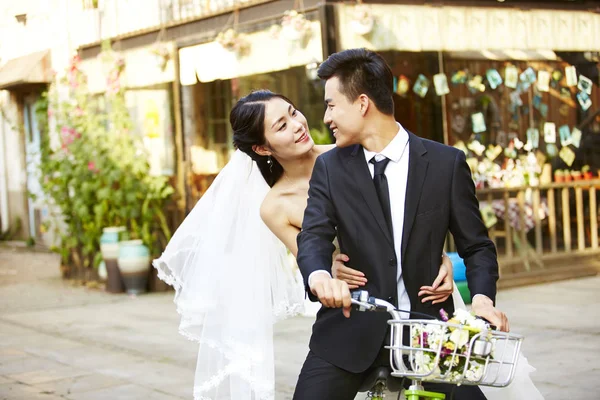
{"left": 410, "top": 309, "right": 494, "bottom": 383}
{"left": 216, "top": 29, "right": 250, "bottom": 56}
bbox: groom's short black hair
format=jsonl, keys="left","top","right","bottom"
{"left": 317, "top": 48, "right": 394, "bottom": 115}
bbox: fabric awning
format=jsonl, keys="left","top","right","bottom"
{"left": 337, "top": 5, "right": 600, "bottom": 52}
{"left": 0, "top": 50, "right": 52, "bottom": 90}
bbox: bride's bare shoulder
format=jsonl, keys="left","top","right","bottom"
{"left": 260, "top": 185, "right": 285, "bottom": 223}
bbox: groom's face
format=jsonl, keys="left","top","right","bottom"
{"left": 323, "top": 77, "right": 364, "bottom": 148}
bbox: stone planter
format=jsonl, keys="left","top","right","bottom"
{"left": 118, "top": 240, "right": 150, "bottom": 295}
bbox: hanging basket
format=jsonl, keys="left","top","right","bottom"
{"left": 217, "top": 28, "right": 250, "bottom": 56}
{"left": 281, "top": 10, "right": 312, "bottom": 43}
{"left": 350, "top": 5, "right": 375, "bottom": 36}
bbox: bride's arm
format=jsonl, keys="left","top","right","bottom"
{"left": 260, "top": 195, "right": 300, "bottom": 258}
{"left": 418, "top": 253, "right": 455, "bottom": 304}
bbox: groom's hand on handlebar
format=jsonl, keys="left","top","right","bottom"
{"left": 310, "top": 274, "right": 352, "bottom": 318}
{"left": 471, "top": 294, "right": 510, "bottom": 332}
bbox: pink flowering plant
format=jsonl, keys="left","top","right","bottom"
{"left": 410, "top": 309, "right": 493, "bottom": 383}
{"left": 34, "top": 49, "right": 173, "bottom": 280}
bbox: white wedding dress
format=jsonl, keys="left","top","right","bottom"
{"left": 154, "top": 150, "right": 543, "bottom": 400}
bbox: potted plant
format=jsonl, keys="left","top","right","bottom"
{"left": 563, "top": 169, "right": 573, "bottom": 182}
{"left": 571, "top": 169, "right": 582, "bottom": 181}
{"left": 554, "top": 169, "right": 564, "bottom": 183}
{"left": 582, "top": 165, "right": 594, "bottom": 180}
{"left": 34, "top": 47, "right": 174, "bottom": 288}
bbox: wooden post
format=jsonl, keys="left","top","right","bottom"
{"left": 172, "top": 44, "right": 187, "bottom": 217}
{"left": 504, "top": 191, "right": 513, "bottom": 258}
{"left": 562, "top": 187, "right": 571, "bottom": 252}
{"left": 590, "top": 187, "right": 598, "bottom": 249}
{"left": 548, "top": 188, "right": 557, "bottom": 253}
{"left": 533, "top": 188, "right": 542, "bottom": 254}
{"left": 517, "top": 190, "right": 529, "bottom": 270}
{"left": 575, "top": 186, "right": 585, "bottom": 250}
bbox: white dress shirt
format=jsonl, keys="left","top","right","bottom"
{"left": 308, "top": 124, "right": 412, "bottom": 318}
{"left": 362, "top": 123, "right": 411, "bottom": 318}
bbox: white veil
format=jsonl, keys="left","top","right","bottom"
{"left": 452, "top": 287, "right": 545, "bottom": 400}
{"left": 153, "top": 150, "right": 304, "bottom": 400}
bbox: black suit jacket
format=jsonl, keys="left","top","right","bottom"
{"left": 296, "top": 132, "right": 498, "bottom": 373}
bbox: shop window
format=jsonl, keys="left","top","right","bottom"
{"left": 204, "top": 79, "right": 233, "bottom": 168}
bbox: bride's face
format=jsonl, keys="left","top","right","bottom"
{"left": 262, "top": 97, "right": 313, "bottom": 160}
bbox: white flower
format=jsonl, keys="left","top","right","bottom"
{"left": 449, "top": 328, "right": 470, "bottom": 348}
{"left": 465, "top": 361, "right": 484, "bottom": 381}
{"left": 454, "top": 308, "right": 473, "bottom": 325}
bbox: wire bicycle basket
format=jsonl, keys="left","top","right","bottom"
{"left": 387, "top": 318, "right": 523, "bottom": 388}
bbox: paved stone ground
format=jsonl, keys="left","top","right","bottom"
{"left": 0, "top": 244, "right": 598, "bottom": 399}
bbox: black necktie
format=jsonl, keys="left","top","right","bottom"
{"left": 370, "top": 157, "right": 393, "bottom": 236}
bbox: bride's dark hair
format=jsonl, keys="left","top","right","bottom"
{"left": 231, "top": 90, "right": 296, "bottom": 187}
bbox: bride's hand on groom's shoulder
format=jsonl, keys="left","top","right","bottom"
{"left": 332, "top": 254, "right": 367, "bottom": 290}
{"left": 471, "top": 295, "right": 510, "bottom": 332}
{"left": 310, "top": 273, "right": 353, "bottom": 319}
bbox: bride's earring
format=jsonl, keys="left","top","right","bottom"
{"left": 267, "top": 155, "right": 273, "bottom": 173}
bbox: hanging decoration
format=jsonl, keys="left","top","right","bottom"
{"left": 451, "top": 70, "right": 468, "bottom": 84}
{"left": 217, "top": 28, "right": 250, "bottom": 56}
{"left": 486, "top": 69, "right": 503, "bottom": 90}
{"left": 578, "top": 75, "right": 592, "bottom": 94}
{"left": 504, "top": 65, "right": 519, "bottom": 88}
{"left": 350, "top": 2, "right": 375, "bottom": 36}
{"left": 149, "top": 11, "right": 171, "bottom": 71}
{"left": 558, "top": 125, "right": 572, "bottom": 146}
{"left": 150, "top": 42, "right": 170, "bottom": 71}
{"left": 537, "top": 70, "right": 550, "bottom": 92}
{"left": 519, "top": 67, "right": 536, "bottom": 90}
{"left": 577, "top": 91, "right": 592, "bottom": 111}
{"left": 281, "top": 9, "right": 312, "bottom": 46}
{"left": 396, "top": 60, "right": 594, "bottom": 186}
{"left": 413, "top": 74, "right": 430, "bottom": 98}
{"left": 433, "top": 73, "right": 450, "bottom": 96}
{"left": 467, "top": 75, "right": 485, "bottom": 93}
{"left": 543, "top": 122, "right": 556, "bottom": 144}
{"left": 216, "top": 10, "right": 250, "bottom": 57}
{"left": 565, "top": 65, "right": 577, "bottom": 86}
{"left": 395, "top": 75, "right": 410, "bottom": 96}
{"left": 571, "top": 128, "right": 582, "bottom": 148}
{"left": 471, "top": 112, "right": 486, "bottom": 133}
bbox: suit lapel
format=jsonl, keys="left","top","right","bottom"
{"left": 401, "top": 133, "right": 429, "bottom": 261}
{"left": 347, "top": 145, "right": 394, "bottom": 247}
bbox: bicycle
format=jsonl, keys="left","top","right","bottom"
{"left": 350, "top": 290, "right": 523, "bottom": 400}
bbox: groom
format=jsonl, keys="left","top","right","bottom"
{"left": 294, "top": 48, "right": 508, "bottom": 399}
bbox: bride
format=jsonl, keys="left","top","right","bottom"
{"left": 153, "top": 90, "right": 542, "bottom": 400}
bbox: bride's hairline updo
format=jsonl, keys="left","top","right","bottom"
{"left": 231, "top": 90, "right": 296, "bottom": 187}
